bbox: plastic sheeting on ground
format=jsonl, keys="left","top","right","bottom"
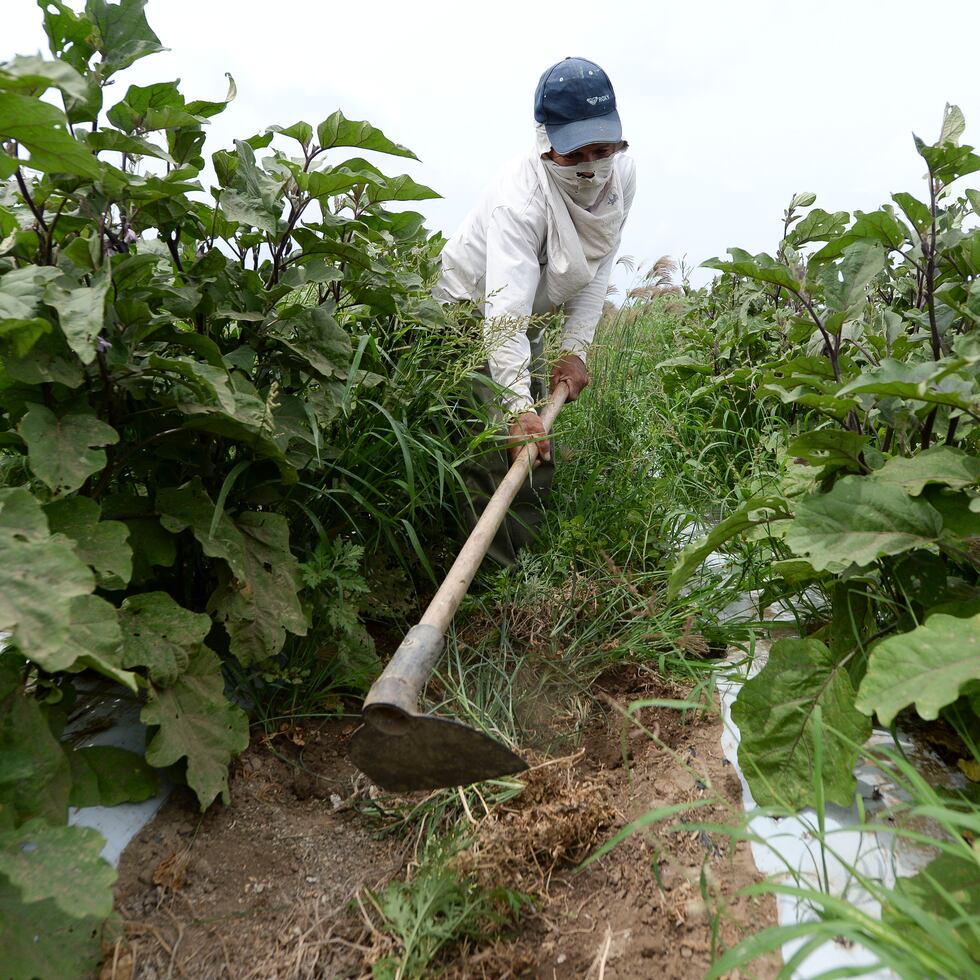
{"left": 719, "top": 638, "right": 961, "bottom": 978}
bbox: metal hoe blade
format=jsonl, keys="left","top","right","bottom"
{"left": 349, "top": 714, "right": 528, "bottom": 793}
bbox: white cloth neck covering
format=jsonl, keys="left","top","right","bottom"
{"left": 533, "top": 123, "right": 624, "bottom": 306}
{"left": 546, "top": 158, "right": 616, "bottom": 208}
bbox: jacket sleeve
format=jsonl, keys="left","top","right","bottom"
{"left": 483, "top": 204, "right": 544, "bottom": 414}
{"left": 560, "top": 157, "right": 637, "bottom": 362}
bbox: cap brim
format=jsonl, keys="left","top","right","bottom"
{"left": 545, "top": 110, "right": 622, "bottom": 155}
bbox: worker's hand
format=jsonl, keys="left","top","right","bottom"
{"left": 551, "top": 352, "right": 590, "bottom": 402}
{"left": 508, "top": 411, "right": 551, "bottom": 467}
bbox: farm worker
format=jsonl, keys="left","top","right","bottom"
{"left": 433, "top": 57, "right": 635, "bottom": 564}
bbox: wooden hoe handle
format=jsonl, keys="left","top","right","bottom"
{"left": 362, "top": 382, "right": 569, "bottom": 734}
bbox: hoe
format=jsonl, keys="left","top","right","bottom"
{"left": 350, "top": 383, "right": 568, "bottom": 792}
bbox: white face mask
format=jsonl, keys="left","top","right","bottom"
{"left": 545, "top": 156, "right": 616, "bottom": 207}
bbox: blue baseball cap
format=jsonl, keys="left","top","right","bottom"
{"left": 534, "top": 57, "right": 622, "bottom": 155}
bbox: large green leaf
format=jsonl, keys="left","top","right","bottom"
{"left": 811, "top": 208, "right": 910, "bottom": 262}
{"left": 67, "top": 745, "right": 159, "bottom": 807}
{"left": 0, "top": 92, "right": 101, "bottom": 178}
{"left": 0, "top": 489, "right": 95, "bottom": 671}
{"left": 731, "top": 638, "right": 872, "bottom": 808}
{"left": 855, "top": 612, "right": 980, "bottom": 725}
{"left": 786, "top": 429, "right": 870, "bottom": 478}
{"left": 268, "top": 120, "right": 313, "bottom": 146}
{"left": 837, "top": 358, "right": 980, "bottom": 413}
{"left": 0, "top": 819, "right": 114, "bottom": 918}
{"left": 0, "top": 541, "right": 94, "bottom": 668}
{"left": 146, "top": 353, "right": 237, "bottom": 412}
{"left": 86, "top": 127, "right": 173, "bottom": 163}
{"left": 0, "top": 54, "right": 89, "bottom": 102}
{"left": 15, "top": 576, "right": 132, "bottom": 691}
{"left": 86, "top": 0, "right": 165, "bottom": 77}
{"left": 17, "top": 405, "right": 118, "bottom": 496}
{"left": 0, "top": 873, "right": 104, "bottom": 980}
{"left": 0, "top": 668, "right": 71, "bottom": 826}
{"left": 892, "top": 192, "right": 932, "bottom": 235}
{"left": 787, "top": 208, "right": 849, "bottom": 246}
{"left": 270, "top": 305, "right": 351, "bottom": 380}
{"left": 106, "top": 80, "right": 184, "bottom": 131}
{"left": 37, "top": 1, "right": 95, "bottom": 70}
{"left": 157, "top": 477, "right": 247, "bottom": 579}
{"left": 938, "top": 103, "right": 966, "bottom": 146}
{"left": 869, "top": 445, "right": 980, "bottom": 496}
{"left": 761, "top": 355, "right": 848, "bottom": 398}
{"left": 784, "top": 476, "right": 943, "bottom": 570}
{"left": 667, "top": 496, "right": 791, "bottom": 602}
{"left": 0, "top": 485, "right": 48, "bottom": 541}
{"left": 315, "top": 110, "right": 417, "bottom": 159}
{"left": 42, "top": 594, "right": 123, "bottom": 676}
{"left": 367, "top": 172, "right": 440, "bottom": 204}
{"left": 924, "top": 486, "right": 980, "bottom": 545}
{"left": 306, "top": 160, "right": 385, "bottom": 199}
{"left": 109, "top": 101, "right": 203, "bottom": 135}
{"left": 290, "top": 229, "right": 388, "bottom": 273}
{"left": 881, "top": 851, "right": 980, "bottom": 960}
{"left": 1, "top": 329, "right": 84, "bottom": 387}
{"left": 43, "top": 275, "right": 109, "bottom": 364}
{"left": 141, "top": 646, "right": 249, "bottom": 809}
{"left": 917, "top": 138, "right": 980, "bottom": 185}
{"left": 43, "top": 497, "right": 132, "bottom": 590}
{"left": 0, "top": 266, "right": 61, "bottom": 324}
{"left": 816, "top": 240, "right": 885, "bottom": 313}
{"left": 702, "top": 248, "right": 800, "bottom": 291}
{"left": 208, "top": 512, "right": 307, "bottom": 665}
{"left": 0, "top": 316, "right": 50, "bottom": 358}
{"left": 179, "top": 401, "right": 296, "bottom": 480}
{"left": 218, "top": 139, "right": 285, "bottom": 233}
{"left": 36, "top": 1, "right": 100, "bottom": 121}
{"left": 118, "top": 591, "right": 212, "bottom": 687}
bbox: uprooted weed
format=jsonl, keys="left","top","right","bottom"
{"left": 351, "top": 754, "right": 618, "bottom": 978}
{"left": 454, "top": 754, "right": 618, "bottom": 899}
{"left": 359, "top": 840, "right": 532, "bottom": 980}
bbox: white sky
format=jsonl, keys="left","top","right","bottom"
{"left": 6, "top": 0, "right": 980, "bottom": 292}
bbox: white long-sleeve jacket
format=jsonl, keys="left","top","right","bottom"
{"left": 433, "top": 153, "right": 636, "bottom": 412}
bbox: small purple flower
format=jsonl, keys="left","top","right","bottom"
{"left": 96, "top": 337, "right": 113, "bottom": 353}
{"left": 123, "top": 228, "right": 138, "bottom": 244}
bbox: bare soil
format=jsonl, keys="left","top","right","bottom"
{"left": 106, "top": 667, "right": 777, "bottom": 979}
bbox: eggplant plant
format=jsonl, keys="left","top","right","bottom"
{"left": 667, "top": 104, "right": 980, "bottom": 811}
{"left": 0, "top": 1, "right": 453, "bottom": 972}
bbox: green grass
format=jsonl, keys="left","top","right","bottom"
{"left": 341, "top": 300, "right": 787, "bottom": 975}
{"left": 702, "top": 740, "right": 980, "bottom": 979}
{"left": 362, "top": 835, "right": 532, "bottom": 979}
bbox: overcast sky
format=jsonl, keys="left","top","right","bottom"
{"left": 6, "top": 0, "right": 980, "bottom": 292}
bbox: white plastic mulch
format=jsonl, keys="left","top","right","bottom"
{"left": 66, "top": 694, "right": 171, "bottom": 867}
{"left": 718, "top": 636, "right": 958, "bottom": 978}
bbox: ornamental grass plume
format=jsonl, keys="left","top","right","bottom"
{"left": 628, "top": 254, "right": 684, "bottom": 301}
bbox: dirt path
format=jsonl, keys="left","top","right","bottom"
{"left": 109, "top": 669, "right": 777, "bottom": 978}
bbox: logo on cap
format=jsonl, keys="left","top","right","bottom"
{"left": 586, "top": 95, "right": 610, "bottom": 106}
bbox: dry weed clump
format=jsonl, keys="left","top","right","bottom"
{"left": 455, "top": 755, "right": 617, "bottom": 897}
{"left": 441, "top": 937, "right": 540, "bottom": 979}
{"left": 459, "top": 572, "right": 605, "bottom": 659}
